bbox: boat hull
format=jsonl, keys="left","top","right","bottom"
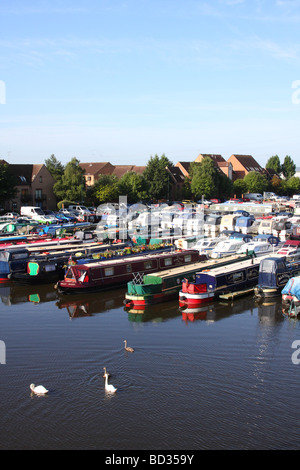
{"left": 179, "top": 291, "right": 214, "bottom": 307}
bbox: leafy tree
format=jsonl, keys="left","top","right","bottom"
{"left": 143, "top": 154, "right": 173, "bottom": 201}
{"left": 286, "top": 176, "right": 300, "bottom": 195}
{"left": 244, "top": 171, "right": 268, "bottom": 194}
{"left": 45, "top": 154, "right": 64, "bottom": 181}
{"left": 233, "top": 178, "right": 247, "bottom": 198}
{"left": 270, "top": 175, "right": 282, "bottom": 194}
{"left": 93, "top": 174, "right": 119, "bottom": 204}
{"left": 190, "top": 158, "right": 216, "bottom": 199}
{"left": 189, "top": 157, "right": 232, "bottom": 199}
{"left": 266, "top": 155, "right": 281, "bottom": 174}
{"left": 282, "top": 155, "right": 296, "bottom": 179}
{"left": 54, "top": 157, "right": 86, "bottom": 202}
{"left": 118, "top": 171, "right": 147, "bottom": 203}
{"left": 0, "top": 162, "right": 18, "bottom": 206}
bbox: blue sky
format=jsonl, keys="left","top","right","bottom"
{"left": 0, "top": 0, "right": 299, "bottom": 168}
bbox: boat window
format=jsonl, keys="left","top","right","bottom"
{"left": 126, "top": 264, "right": 132, "bottom": 273}
{"left": 184, "top": 255, "right": 192, "bottom": 262}
{"left": 164, "top": 258, "right": 173, "bottom": 266}
{"left": 11, "top": 252, "right": 29, "bottom": 260}
{"left": 104, "top": 267, "right": 114, "bottom": 276}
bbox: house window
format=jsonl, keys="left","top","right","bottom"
{"left": 35, "top": 189, "right": 42, "bottom": 199}
{"left": 39, "top": 176, "right": 43, "bottom": 183}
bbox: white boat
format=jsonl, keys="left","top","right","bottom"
{"left": 236, "top": 240, "right": 277, "bottom": 257}
{"left": 210, "top": 239, "right": 245, "bottom": 259}
{"left": 190, "top": 237, "right": 225, "bottom": 256}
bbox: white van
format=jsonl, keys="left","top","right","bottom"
{"left": 20, "top": 206, "right": 50, "bottom": 224}
{"left": 245, "top": 193, "right": 263, "bottom": 202}
{"left": 68, "top": 205, "right": 91, "bottom": 215}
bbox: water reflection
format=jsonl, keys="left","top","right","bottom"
{"left": 0, "top": 283, "right": 57, "bottom": 306}
{"left": 56, "top": 290, "right": 126, "bottom": 319}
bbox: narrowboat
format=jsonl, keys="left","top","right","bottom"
{"left": 282, "top": 277, "right": 300, "bottom": 317}
{"left": 254, "top": 255, "right": 300, "bottom": 298}
{"left": 11, "top": 241, "right": 173, "bottom": 285}
{"left": 0, "top": 248, "right": 30, "bottom": 282}
{"left": 178, "top": 255, "right": 267, "bottom": 307}
{"left": 124, "top": 253, "right": 251, "bottom": 310}
{"left": 56, "top": 249, "right": 203, "bottom": 294}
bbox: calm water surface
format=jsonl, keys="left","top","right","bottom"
{"left": 0, "top": 282, "right": 300, "bottom": 450}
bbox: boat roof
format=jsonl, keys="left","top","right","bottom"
{"left": 144, "top": 254, "right": 247, "bottom": 281}
{"left": 195, "top": 254, "right": 271, "bottom": 276}
{"left": 74, "top": 249, "right": 197, "bottom": 269}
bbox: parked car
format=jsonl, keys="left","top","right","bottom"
{"left": 5, "top": 212, "right": 20, "bottom": 219}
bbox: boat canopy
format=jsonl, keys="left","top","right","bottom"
{"left": 235, "top": 216, "right": 254, "bottom": 227}
{"left": 282, "top": 277, "right": 300, "bottom": 299}
{"left": 258, "top": 256, "right": 287, "bottom": 287}
{"left": 254, "top": 234, "right": 280, "bottom": 245}
{"left": 229, "top": 232, "right": 252, "bottom": 242}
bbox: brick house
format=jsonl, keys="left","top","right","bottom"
{"left": 80, "top": 162, "right": 146, "bottom": 186}
{"left": 227, "top": 154, "right": 264, "bottom": 180}
{"left": 4, "top": 163, "right": 56, "bottom": 212}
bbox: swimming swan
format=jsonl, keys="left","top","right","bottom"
{"left": 124, "top": 340, "right": 134, "bottom": 352}
{"left": 104, "top": 373, "right": 117, "bottom": 393}
{"left": 30, "top": 383, "right": 48, "bottom": 395}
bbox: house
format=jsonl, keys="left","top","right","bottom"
{"left": 4, "top": 163, "right": 56, "bottom": 212}
{"left": 80, "top": 162, "right": 115, "bottom": 187}
{"left": 227, "top": 154, "right": 264, "bottom": 180}
{"left": 80, "top": 162, "right": 146, "bottom": 186}
{"left": 195, "top": 154, "right": 233, "bottom": 179}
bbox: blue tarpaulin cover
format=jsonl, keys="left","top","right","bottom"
{"left": 282, "top": 277, "right": 300, "bottom": 299}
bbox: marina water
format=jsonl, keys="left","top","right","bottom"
{"left": 0, "top": 283, "right": 300, "bottom": 450}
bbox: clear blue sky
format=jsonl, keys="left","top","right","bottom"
{"left": 0, "top": 0, "right": 299, "bottom": 168}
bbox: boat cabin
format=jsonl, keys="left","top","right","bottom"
{"left": 235, "top": 216, "right": 255, "bottom": 234}
{"left": 277, "top": 240, "right": 300, "bottom": 257}
{"left": 210, "top": 239, "right": 245, "bottom": 259}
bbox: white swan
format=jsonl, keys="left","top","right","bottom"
{"left": 30, "top": 383, "right": 48, "bottom": 395}
{"left": 104, "top": 373, "right": 117, "bottom": 393}
{"left": 124, "top": 340, "right": 134, "bottom": 352}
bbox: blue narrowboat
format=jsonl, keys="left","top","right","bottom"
{"left": 254, "top": 255, "right": 300, "bottom": 298}
{"left": 179, "top": 255, "right": 267, "bottom": 307}
{"left": 0, "top": 249, "right": 30, "bottom": 282}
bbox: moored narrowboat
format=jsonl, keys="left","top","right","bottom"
{"left": 179, "top": 255, "right": 267, "bottom": 307}
{"left": 124, "top": 253, "right": 252, "bottom": 310}
{"left": 57, "top": 249, "right": 203, "bottom": 294}
{"left": 254, "top": 255, "right": 300, "bottom": 298}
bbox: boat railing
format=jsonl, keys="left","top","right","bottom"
{"left": 132, "top": 272, "right": 145, "bottom": 284}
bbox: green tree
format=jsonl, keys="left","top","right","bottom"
{"left": 118, "top": 171, "right": 147, "bottom": 203}
{"left": 282, "top": 155, "right": 296, "bottom": 179}
{"left": 232, "top": 178, "right": 248, "bottom": 198}
{"left": 143, "top": 154, "right": 173, "bottom": 201}
{"left": 190, "top": 158, "right": 215, "bottom": 199}
{"left": 45, "top": 154, "right": 64, "bottom": 181}
{"left": 189, "top": 157, "right": 232, "bottom": 200}
{"left": 266, "top": 155, "right": 281, "bottom": 174}
{"left": 0, "top": 162, "right": 18, "bottom": 206}
{"left": 54, "top": 157, "right": 86, "bottom": 202}
{"left": 244, "top": 171, "right": 268, "bottom": 194}
{"left": 93, "top": 174, "right": 119, "bottom": 204}
{"left": 286, "top": 176, "right": 300, "bottom": 195}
